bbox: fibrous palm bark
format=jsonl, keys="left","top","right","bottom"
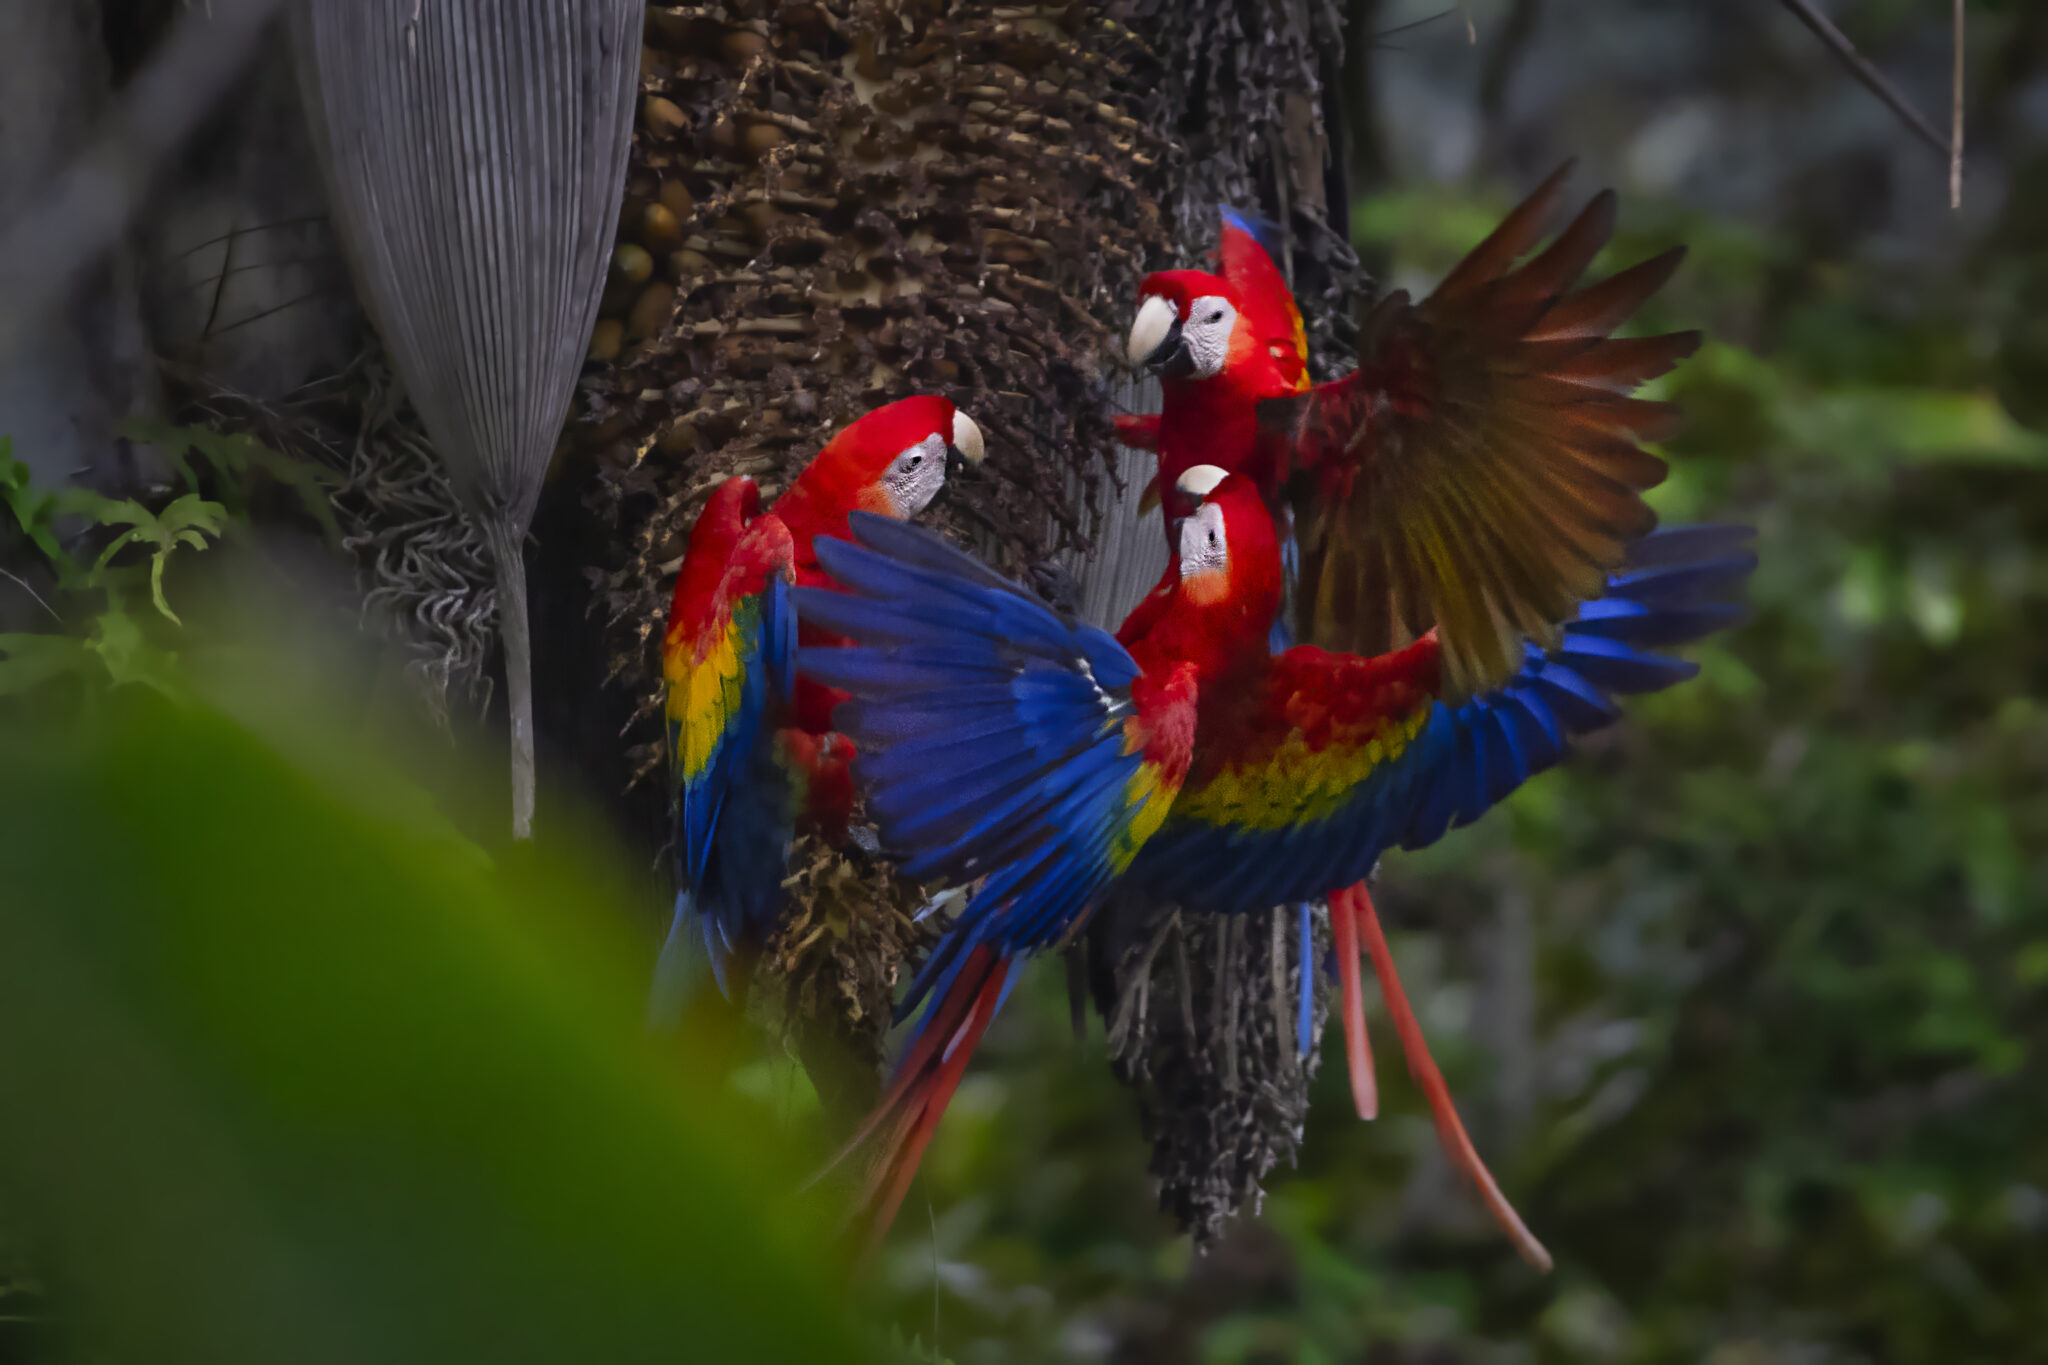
{"left": 1088, "top": 0, "right": 1367, "bottom": 1246}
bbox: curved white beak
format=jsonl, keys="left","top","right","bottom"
{"left": 1127, "top": 294, "right": 1178, "bottom": 368}
{"left": 950, "top": 409, "right": 985, "bottom": 465}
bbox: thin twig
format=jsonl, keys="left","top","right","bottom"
{"left": 1777, "top": 0, "right": 1948, "bottom": 159}
{"left": 1106, "top": 909, "right": 1178, "bottom": 1056}
{"left": 0, "top": 566, "right": 62, "bottom": 624}
{"left": 160, "top": 214, "right": 330, "bottom": 266}
{"left": 205, "top": 290, "right": 329, "bottom": 338}
{"left": 1370, "top": 8, "right": 1457, "bottom": 46}
{"left": 201, "top": 218, "right": 239, "bottom": 341}
{"left": 1951, "top": 0, "right": 1966, "bottom": 210}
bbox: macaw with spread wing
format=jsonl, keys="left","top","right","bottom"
{"left": 797, "top": 466, "right": 1753, "bottom": 1263}
{"left": 649, "top": 395, "right": 985, "bottom": 1022}
{"left": 1120, "top": 167, "right": 1702, "bottom": 1120}
{"left": 1253, "top": 164, "right": 1700, "bottom": 689}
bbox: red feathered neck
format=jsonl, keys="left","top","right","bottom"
{"left": 1141, "top": 269, "right": 1299, "bottom": 508}
{"left": 1123, "top": 477, "right": 1283, "bottom": 685}
{"left": 1216, "top": 217, "right": 1308, "bottom": 390}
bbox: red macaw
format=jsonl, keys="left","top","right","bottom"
{"left": 1121, "top": 168, "right": 1701, "bottom": 1128}
{"left": 797, "top": 466, "right": 1753, "bottom": 1264}
{"left": 1117, "top": 205, "right": 1311, "bottom": 529}
{"left": 650, "top": 396, "right": 985, "bottom": 1019}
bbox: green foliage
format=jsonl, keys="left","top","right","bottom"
{"left": 89, "top": 492, "right": 227, "bottom": 626}
{"left": 0, "top": 665, "right": 879, "bottom": 1365}
{"left": 0, "top": 435, "right": 229, "bottom": 695}
{"left": 125, "top": 418, "right": 341, "bottom": 544}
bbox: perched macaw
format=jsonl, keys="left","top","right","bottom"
{"left": 1117, "top": 206, "right": 1311, "bottom": 529}
{"left": 650, "top": 395, "right": 986, "bottom": 1021}
{"left": 1112, "top": 208, "right": 1324, "bottom": 1031}
{"left": 797, "top": 466, "right": 1754, "bottom": 1262}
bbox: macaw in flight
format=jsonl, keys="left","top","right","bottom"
{"left": 1118, "top": 166, "right": 1701, "bottom": 1129}
{"left": 650, "top": 395, "right": 985, "bottom": 1022}
{"left": 797, "top": 462, "right": 1753, "bottom": 1267}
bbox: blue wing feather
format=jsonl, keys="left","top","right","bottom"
{"left": 798, "top": 513, "right": 1182, "bottom": 1021}
{"left": 1129, "top": 524, "right": 1755, "bottom": 911}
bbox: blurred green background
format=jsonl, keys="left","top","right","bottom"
{"left": 6, "top": 3, "right": 2048, "bottom": 1363}
{"left": 0, "top": 657, "right": 884, "bottom": 1364}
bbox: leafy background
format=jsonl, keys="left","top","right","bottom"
{"left": 5, "top": 2, "right": 2047, "bottom": 1363}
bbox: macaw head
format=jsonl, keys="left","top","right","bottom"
{"left": 812, "top": 394, "right": 986, "bottom": 520}
{"left": 1172, "top": 464, "right": 1282, "bottom": 624}
{"left": 1128, "top": 270, "right": 1243, "bottom": 382}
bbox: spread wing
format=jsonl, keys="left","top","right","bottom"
{"left": 795, "top": 512, "right": 1194, "bottom": 1016}
{"left": 1258, "top": 163, "right": 1701, "bottom": 698}
{"left": 1130, "top": 524, "right": 1754, "bottom": 913}
{"left": 1129, "top": 640, "right": 1445, "bottom": 913}
{"left": 1220, "top": 205, "right": 1310, "bottom": 393}
{"left": 662, "top": 514, "right": 797, "bottom": 947}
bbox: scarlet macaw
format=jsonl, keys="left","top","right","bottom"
{"left": 1112, "top": 208, "right": 1326, "bottom": 1053}
{"left": 1117, "top": 205, "right": 1311, "bottom": 521}
{"left": 797, "top": 465, "right": 1753, "bottom": 1263}
{"left": 1121, "top": 168, "right": 1701, "bottom": 1126}
{"left": 650, "top": 396, "right": 985, "bottom": 1021}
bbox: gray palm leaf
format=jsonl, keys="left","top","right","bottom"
{"left": 293, "top": 0, "right": 639, "bottom": 835}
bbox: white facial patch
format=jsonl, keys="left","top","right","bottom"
{"left": 1128, "top": 294, "right": 1178, "bottom": 366}
{"left": 881, "top": 433, "right": 948, "bottom": 517}
{"left": 1180, "top": 295, "right": 1236, "bottom": 379}
{"left": 1178, "top": 500, "right": 1228, "bottom": 580}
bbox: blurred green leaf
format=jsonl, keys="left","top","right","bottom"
{"left": 0, "top": 686, "right": 873, "bottom": 1365}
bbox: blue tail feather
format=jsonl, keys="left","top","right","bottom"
{"left": 1219, "top": 204, "right": 1288, "bottom": 260}
{"left": 648, "top": 890, "right": 726, "bottom": 1027}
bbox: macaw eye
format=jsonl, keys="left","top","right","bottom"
{"left": 1205, "top": 309, "right": 1225, "bottom": 324}
{"left": 905, "top": 453, "right": 923, "bottom": 469}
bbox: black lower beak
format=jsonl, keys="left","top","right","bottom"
{"left": 945, "top": 444, "right": 970, "bottom": 475}
{"left": 1140, "top": 318, "right": 1190, "bottom": 378}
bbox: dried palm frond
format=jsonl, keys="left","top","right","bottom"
{"left": 1088, "top": 894, "right": 1332, "bottom": 1248}
{"left": 168, "top": 350, "right": 496, "bottom": 726}
{"left": 293, "top": 0, "right": 641, "bottom": 835}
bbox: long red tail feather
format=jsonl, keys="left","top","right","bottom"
{"left": 1329, "top": 885, "right": 1379, "bottom": 1120}
{"left": 1351, "top": 884, "right": 1553, "bottom": 1271}
{"left": 836, "top": 946, "right": 1013, "bottom": 1252}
